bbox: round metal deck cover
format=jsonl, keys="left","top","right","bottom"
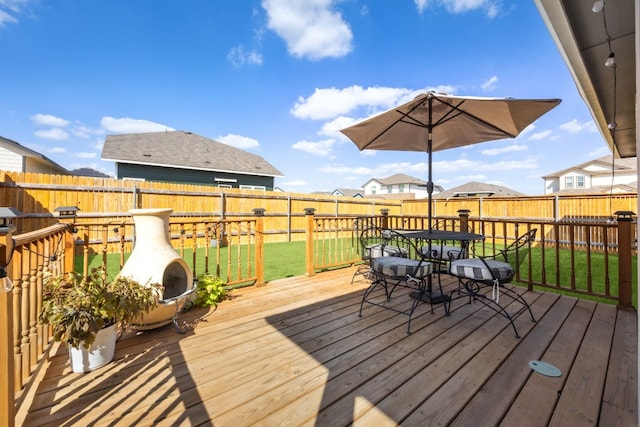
{"left": 529, "top": 360, "right": 562, "bottom": 377}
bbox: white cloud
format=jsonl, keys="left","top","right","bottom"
{"left": 35, "top": 128, "right": 69, "bottom": 140}
{"left": 291, "top": 84, "right": 456, "bottom": 121}
{"left": 31, "top": 114, "right": 70, "bottom": 127}
{"left": 76, "top": 152, "right": 97, "bottom": 159}
{"left": 0, "top": 0, "right": 25, "bottom": 26}
{"left": 560, "top": 119, "right": 597, "bottom": 133}
{"left": 292, "top": 138, "right": 335, "bottom": 156}
{"left": 481, "top": 75, "right": 498, "bottom": 92}
{"left": 217, "top": 134, "right": 260, "bottom": 149}
{"left": 318, "top": 163, "right": 373, "bottom": 175}
{"left": 414, "top": 0, "right": 500, "bottom": 18}
{"left": 528, "top": 129, "right": 552, "bottom": 140}
{"left": 228, "top": 45, "right": 263, "bottom": 67}
{"left": 414, "top": 0, "right": 428, "bottom": 13}
{"left": 100, "top": 117, "right": 174, "bottom": 133}
{"left": 262, "top": 0, "right": 353, "bottom": 60}
{"left": 49, "top": 146, "right": 67, "bottom": 154}
{"left": 481, "top": 144, "right": 527, "bottom": 156}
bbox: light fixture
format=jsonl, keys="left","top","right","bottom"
{"left": 608, "top": 122, "right": 617, "bottom": 129}
{"left": 54, "top": 205, "right": 80, "bottom": 220}
{"left": 592, "top": 0, "right": 604, "bottom": 12}
{"left": 605, "top": 52, "right": 615, "bottom": 67}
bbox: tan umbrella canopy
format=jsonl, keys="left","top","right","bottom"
{"left": 340, "top": 92, "right": 561, "bottom": 228}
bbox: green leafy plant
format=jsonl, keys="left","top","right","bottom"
{"left": 194, "top": 273, "right": 228, "bottom": 307}
{"left": 40, "top": 267, "right": 162, "bottom": 349}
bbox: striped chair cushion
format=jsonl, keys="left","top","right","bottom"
{"left": 367, "top": 244, "right": 407, "bottom": 259}
{"left": 372, "top": 256, "right": 433, "bottom": 279}
{"left": 449, "top": 258, "right": 514, "bottom": 283}
{"left": 419, "top": 245, "right": 462, "bottom": 260}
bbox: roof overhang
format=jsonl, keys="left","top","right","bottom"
{"left": 534, "top": 0, "right": 636, "bottom": 158}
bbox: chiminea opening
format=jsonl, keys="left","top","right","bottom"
{"left": 163, "top": 261, "right": 188, "bottom": 299}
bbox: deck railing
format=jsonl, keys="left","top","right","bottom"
{"left": 1, "top": 209, "right": 636, "bottom": 426}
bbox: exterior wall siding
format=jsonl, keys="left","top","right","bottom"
{"left": 0, "top": 146, "right": 24, "bottom": 171}
{"left": 117, "top": 163, "right": 275, "bottom": 190}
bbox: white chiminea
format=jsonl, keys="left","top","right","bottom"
{"left": 118, "top": 208, "right": 195, "bottom": 329}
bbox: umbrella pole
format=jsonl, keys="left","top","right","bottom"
{"left": 427, "top": 96, "right": 434, "bottom": 231}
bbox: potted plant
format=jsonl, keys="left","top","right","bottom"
{"left": 40, "top": 267, "right": 162, "bottom": 372}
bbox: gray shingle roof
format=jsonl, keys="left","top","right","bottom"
{"left": 366, "top": 173, "right": 428, "bottom": 186}
{"left": 101, "top": 131, "right": 282, "bottom": 177}
{"left": 434, "top": 181, "right": 525, "bottom": 198}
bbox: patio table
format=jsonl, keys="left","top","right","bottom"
{"left": 399, "top": 229, "right": 485, "bottom": 303}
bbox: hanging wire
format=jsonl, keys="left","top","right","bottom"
{"left": 599, "top": 3, "right": 618, "bottom": 221}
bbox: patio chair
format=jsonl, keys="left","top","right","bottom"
{"left": 447, "top": 228, "right": 538, "bottom": 338}
{"left": 351, "top": 217, "right": 382, "bottom": 283}
{"left": 358, "top": 227, "right": 441, "bottom": 334}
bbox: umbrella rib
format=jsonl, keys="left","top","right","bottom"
{"left": 359, "top": 99, "right": 429, "bottom": 150}
{"left": 433, "top": 97, "right": 517, "bottom": 138}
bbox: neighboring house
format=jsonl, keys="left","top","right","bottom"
{"left": 71, "top": 167, "right": 112, "bottom": 178}
{"left": 542, "top": 155, "right": 637, "bottom": 195}
{"left": 0, "top": 135, "right": 70, "bottom": 175}
{"left": 101, "top": 131, "right": 283, "bottom": 190}
{"left": 434, "top": 182, "right": 525, "bottom": 199}
{"left": 362, "top": 174, "right": 443, "bottom": 199}
{"left": 331, "top": 188, "right": 365, "bottom": 198}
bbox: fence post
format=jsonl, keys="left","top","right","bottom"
{"left": 253, "top": 209, "right": 265, "bottom": 286}
{"left": 615, "top": 211, "right": 635, "bottom": 310}
{"left": 380, "top": 209, "right": 389, "bottom": 229}
{"left": 0, "top": 223, "right": 16, "bottom": 427}
{"left": 457, "top": 209, "right": 470, "bottom": 232}
{"left": 304, "top": 208, "right": 316, "bottom": 277}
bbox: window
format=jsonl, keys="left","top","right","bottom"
{"left": 240, "top": 185, "right": 266, "bottom": 191}
{"left": 371, "top": 186, "right": 376, "bottom": 194}
{"left": 399, "top": 184, "right": 405, "bottom": 192}
{"left": 576, "top": 176, "right": 585, "bottom": 188}
{"left": 217, "top": 184, "right": 232, "bottom": 189}
{"left": 565, "top": 176, "right": 574, "bottom": 188}
{"left": 387, "top": 185, "right": 392, "bottom": 193}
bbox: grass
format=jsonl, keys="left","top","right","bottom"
{"left": 77, "top": 240, "right": 637, "bottom": 307}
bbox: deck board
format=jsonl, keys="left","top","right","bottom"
{"left": 16, "top": 266, "right": 638, "bottom": 426}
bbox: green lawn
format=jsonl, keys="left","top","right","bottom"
{"left": 77, "top": 240, "right": 637, "bottom": 307}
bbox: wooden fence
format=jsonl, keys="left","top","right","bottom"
{"left": 1, "top": 172, "right": 637, "bottom": 243}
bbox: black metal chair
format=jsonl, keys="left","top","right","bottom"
{"left": 358, "top": 227, "right": 441, "bottom": 334}
{"left": 447, "top": 228, "right": 538, "bottom": 338}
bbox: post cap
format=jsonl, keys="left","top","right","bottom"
{"left": 614, "top": 211, "right": 636, "bottom": 221}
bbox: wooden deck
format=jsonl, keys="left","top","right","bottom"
{"left": 17, "top": 266, "right": 637, "bottom": 426}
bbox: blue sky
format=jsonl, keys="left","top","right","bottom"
{"left": 0, "top": 0, "right": 608, "bottom": 195}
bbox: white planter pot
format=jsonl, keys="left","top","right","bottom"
{"left": 68, "top": 323, "right": 117, "bottom": 373}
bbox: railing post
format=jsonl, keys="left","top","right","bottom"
{"left": 304, "top": 208, "right": 316, "bottom": 277}
{"left": 0, "top": 224, "right": 16, "bottom": 427}
{"left": 458, "top": 209, "right": 471, "bottom": 232}
{"left": 615, "top": 211, "right": 635, "bottom": 310}
{"left": 380, "top": 209, "right": 389, "bottom": 229}
{"left": 252, "top": 209, "right": 265, "bottom": 286}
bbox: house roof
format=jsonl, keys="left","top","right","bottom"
{"left": 101, "top": 131, "right": 283, "bottom": 178}
{"left": 534, "top": 0, "right": 635, "bottom": 159}
{"left": 433, "top": 181, "right": 526, "bottom": 199}
{"left": 0, "top": 135, "right": 70, "bottom": 175}
{"left": 541, "top": 155, "right": 637, "bottom": 179}
{"left": 332, "top": 188, "right": 364, "bottom": 197}
{"left": 71, "top": 167, "right": 113, "bottom": 178}
{"left": 364, "top": 173, "right": 428, "bottom": 187}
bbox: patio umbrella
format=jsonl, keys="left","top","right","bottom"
{"left": 340, "top": 92, "right": 561, "bottom": 229}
